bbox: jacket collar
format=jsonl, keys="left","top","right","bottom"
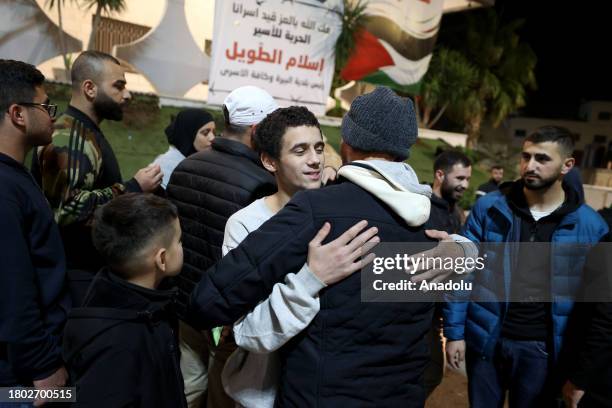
{"left": 65, "top": 105, "right": 102, "bottom": 135}
{"left": 0, "top": 151, "right": 26, "bottom": 171}
{"left": 212, "top": 137, "right": 262, "bottom": 166}
{"left": 83, "top": 268, "right": 178, "bottom": 311}
{"left": 430, "top": 192, "right": 454, "bottom": 212}
{"left": 489, "top": 180, "right": 583, "bottom": 229}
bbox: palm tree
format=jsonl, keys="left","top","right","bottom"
{"left": 46, "top": 0, "right": 72, "bottom": 73}
{"left": 82, "top": 0, "right": 126, "bottom": 51}
{"left": 332, "top": 0, "right": 368, "bottom": 93}
{"left": 416, "top": 47, "right": 477, "bottom": 129}
{"left": 445, "top": 9, "right": 537, "bottom": 148}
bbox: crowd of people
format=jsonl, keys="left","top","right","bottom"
{"left": 0, "top": 51, "right": 610, "bottom": 408}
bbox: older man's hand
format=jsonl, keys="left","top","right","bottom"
{"left": 408, "top": 229, "right": 464, "bottom": 284}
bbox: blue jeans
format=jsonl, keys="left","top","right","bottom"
{"left": 466, "top": 337, "right": 558, "bottom": 408}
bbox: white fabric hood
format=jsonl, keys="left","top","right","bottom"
{"left": 337, "top": 160, "right": 432, "bottom": 227}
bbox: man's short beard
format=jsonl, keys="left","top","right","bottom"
{"left": 523, "top": 173, "right": 559, "bottom": 190}
{"left": 441, "top": 182, "right": 462, "bottom": 204}
{"left": 93, "top": 90, "right": 124, "bottom": 121}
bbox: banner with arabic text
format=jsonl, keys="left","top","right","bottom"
{"left": 208, "top": 0, "right": 343, "bottom": 116}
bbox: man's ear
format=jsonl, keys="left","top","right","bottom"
{"left": 82, "top": 79, "right": 97, "bottom": 100}
{"left": 154, "top": 247, "right": 167, "bottom": 272}
{"left": 561, "top": 157, "right": 575, "bottom": 175}
{"left": 261, "top": 152, "right": 277, "bottom": 173}
{"left": 434, "top": 169, "right": 446, "bottom": 183}
{"left": 7, "top": 104, "right": 26, "bottom": 127}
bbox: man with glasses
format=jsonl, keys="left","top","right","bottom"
{"left": 32, "top": 51, "right": 163, "bottom": 305}
{"left": 0, "top": 59, "right": 70, "bottom": 405}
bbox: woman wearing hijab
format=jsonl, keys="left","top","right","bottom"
{"left": 155, "top": 109, "right": 216, "bottom": 188}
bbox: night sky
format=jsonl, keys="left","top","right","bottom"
{"left": 441, "top": 1, "right": 612, "bottom": 119}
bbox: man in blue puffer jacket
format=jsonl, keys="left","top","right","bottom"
{"left": 443, "top": 126, "right": 609, "bottom": 408}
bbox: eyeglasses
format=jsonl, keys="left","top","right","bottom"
{"left": 17, "top": 102, "right": 58, "bottom": 119}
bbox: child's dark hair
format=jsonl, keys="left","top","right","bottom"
{"left": 253, "top": 106, "right": 321, "bottom": 160}
{"left": 92, "top": 194, "right": 178, "bottom": 273}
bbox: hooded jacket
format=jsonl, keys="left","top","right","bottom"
{"left": 63, "top": 270, "right": 186, "bottom": 408}
{"left": 189, "top": 160, "right": 435, "bottom": 407}
{"left": 443, "top": 181, "right": 608, "bottom": 362}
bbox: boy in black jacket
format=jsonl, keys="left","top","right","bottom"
{"left": 63, "top": 193, "right": 187, "bottom": 407}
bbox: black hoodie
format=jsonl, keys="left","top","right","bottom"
{"left": 62, "top": 270, "right": 186, "bottom": 408}
{"left": 501, "top": 180, "right": 581, "bottom": 340}
{"left": 426, "top": 192, "right": 463, "bottom": 234}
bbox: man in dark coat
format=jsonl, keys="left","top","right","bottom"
{"left": 424, "top": 149, "right": 472, "bottom": 397}
{"left": 188, "top": 87, "right": 462, "bottom": 407}
{"left": 0, "top": 59, "right": 70, "bottom": 399}
{"left": 476, "top": 165, "right": 503, "bottom": 198}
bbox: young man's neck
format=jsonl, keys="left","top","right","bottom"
{"left": 264, "top": 189, "right": 293, "bottom": 214}
{"left": 70, "top": 97, "right": 101, "bottom": 126}
{"left": 523, "top": 180, "right": 566, "bottom": 212}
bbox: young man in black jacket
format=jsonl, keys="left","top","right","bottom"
{"left": 424, "top": 150, "right": 472, "bottom": 397}
{"left": 0, "top": 59, "right": 70, "bottom": 400}
{"left": 63, "top": 193, "right": 187, "bottom": 407}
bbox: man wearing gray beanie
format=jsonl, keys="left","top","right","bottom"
{"left": 187, "top": 87, "right": 474, "bottom": 407}
{"left": 340, "top": 86, "right": 418, "bottom": 161}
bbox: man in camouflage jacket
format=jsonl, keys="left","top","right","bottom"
{"left": 32, "top": 51, "right": 162, "bottom": 304}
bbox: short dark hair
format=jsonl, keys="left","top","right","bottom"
{"left": 525, "top": 126, "right": 575, "bottom": 157}
{"left": 433, "top": 150, "right": 472, "bottom": 173}
{"left": 253, "top": 106, "right": 321, "bottom": 160}
{"left": 92, "top": 194, "right": 178, "bottom": 274}
{"left": 71, "top": 51, "right": 121, "bottom": 90}
{"left": 491, "top": 165, "right": 504, "bottom": 171}
{"left": 0, "top": 59, "right": 45, "bottom": 124}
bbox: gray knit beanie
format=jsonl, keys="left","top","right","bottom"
{"left": 341, "top": 86, "right": 418, "bottom": 161}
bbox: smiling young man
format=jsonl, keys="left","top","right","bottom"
{"left": 32, "top": 51, "right": 163, "bottom": 304}
{"left": 444, "top": 126, "right": 609, "bottom": 407}
{"left": 0, "top": 59, "right": 70, "bottom": 400}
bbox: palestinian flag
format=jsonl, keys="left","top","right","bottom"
{"left": 341, "top": 0, "right": 444, "bottom": 94}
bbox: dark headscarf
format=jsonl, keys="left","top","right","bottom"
{"left": 165, "top": 109, "right": 214, "bottom": 157}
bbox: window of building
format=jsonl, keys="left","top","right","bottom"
{"left": 94, "top": 16, "right": 150, "bottom": 58}
{"left": 598, "top": 111, "right": 611, "bottom": 120}
{"left": 514, "top": 129, "right": 526, "bottom": 137}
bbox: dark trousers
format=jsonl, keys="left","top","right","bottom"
{"left": 466, "top": 337, "right": 560, "bottom": 408}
